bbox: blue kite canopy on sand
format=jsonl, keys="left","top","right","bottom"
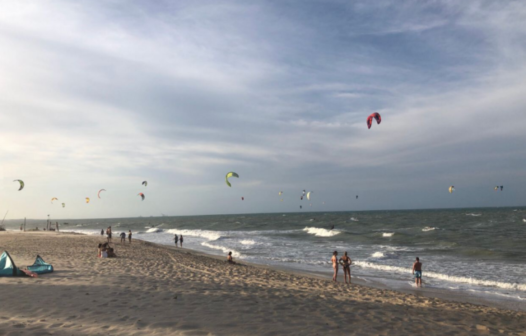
{"left": 27, "top": 255, "right": 54, "bottom": 274}
{"left": 0, "top": 251, "right": 25, "bottom": 277}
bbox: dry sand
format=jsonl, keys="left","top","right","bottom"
{"left": 1, "top": 232, "right": 525, "bottom": 336}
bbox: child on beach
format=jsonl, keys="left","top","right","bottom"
{"left": 180, "top": 235, "right": 183, "bottom": 247}
{"left": 227, "top": 251, "right": 236, "bottom": 264}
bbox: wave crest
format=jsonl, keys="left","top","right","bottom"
{"left": 303, "top": 227, "right": 340, "bottom": 237}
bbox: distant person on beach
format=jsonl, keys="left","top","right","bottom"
{"left": 413, "top": 257, "right": 423, "bottom": 287}
{"left": 180, "top": 235, "right": 183, "bottom": 247}
{"left": 106, "top": 226, "right": 112, "bottom": 242}
{"left": 174, "top": 234, "right": 178, "bottom": 246}
{"left": 120, "top": 232, "right": 126, "bottom": 243}
{"left": 128, "top": 230, "right": 132, "bottom": 244}
{"left": 339, "top": 251, "right": 352, "bottom": 284}
{"left": 227, "top": 251, "right": 236, "bottom": 264}
{"left": 332, "top": 251, "right": 339, "bottom": 282}
{"left": 20, "top": 225, "right": 23, "bottom": 231}
{"left": 101, "top": 229, "right": 104, "bottom": 236}
{"left": 97, "top": 243, "right": 102, "bottom": 257}
{"left": 56, "top": 222, "right": 59, "bottom": 232}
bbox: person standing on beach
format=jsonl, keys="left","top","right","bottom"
{"left": 331, "top": 251, "right": 339, "bottom": 282}
{"left": 174, "top": 234, "right": 178, "bottom": 246}
{"left": 106, "top": 226, "right": 112, "bottom": 243}
{"left": 128, "top": 230, "right": 132, "bottom": 244}
{"left": 101, "top": 229, "right": 104, "bottom": 236}
{"left": 339, "top": 251, "right": 352, "bottom": 284}
{"left": 180, "top": 235, "right": 183, "bottom": 247}
{"left": 413, "top": 257, "right": 423, "bottom": 287}
{"left": 120, "top": 232, "right": 126, "bottom": 244}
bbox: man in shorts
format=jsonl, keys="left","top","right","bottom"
{"left": 412, "top": 257, "right": 423, "bottom": 287}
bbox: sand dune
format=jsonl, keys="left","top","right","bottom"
{"left": 1, "top": 232, "right": 525, "bottom": 335}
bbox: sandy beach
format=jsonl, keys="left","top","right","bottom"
{"left": 1, "top": 232, "right": 525, "bottom": 336}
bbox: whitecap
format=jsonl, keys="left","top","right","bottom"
{"left": 371, "top": 252, "right": 385, "bottom": 258}
{"left": 240, "top": 240, "right": 256, "bottom": 246}
{"left": 350, "top": 217, "right": 359, "bottom": 222}
{"left": 201, "top": 242, "right": 241, "bottom": 258}
{"left": 422, "top": 227, "right": 437, "bottom": 232}
{"left": 382, "top": 232, "right": 394, "bottom": 237}
{"left": 302, "top": 227, "right": 340, "bottom": 237}
{"left": 146, "top": 228, "right": 163, "bottom": 233}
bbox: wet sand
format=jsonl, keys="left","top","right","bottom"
{"left": 1, "top": 231, "right": 525, "bottom": 336}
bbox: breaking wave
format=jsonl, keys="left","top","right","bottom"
{"left": 303, "top": 227, "right": 340, "bottom": 237}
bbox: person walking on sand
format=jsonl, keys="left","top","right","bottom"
{"left": 128, "top": 230, "right": 132, "bottom": 244}
{"left": 413, "top": 257, "right": 423, "bottom": 287}
{"left": 101, "top": 229, "right": 104, "bottom": 236}
{"left": 180, "top": 235, "right": 184, "bottom": 247}
{"left": 332, "top": 251, "right": 339, "bottom": 282}
{"left": 174, "top": 234, "right": 178, "bottom": 246}
{"left": 120, "top": 232, "right": 126, "bottom": 244}
{"left": 339, "top": 251, "right": 352, "bottom": 284}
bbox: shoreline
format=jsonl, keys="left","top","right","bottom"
{"left": 6, "top": 229, "right": 526, "bottom": 312}
{"left": 1, "top": 231, "right": 526, "bottom": 335}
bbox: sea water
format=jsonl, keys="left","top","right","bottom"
{"left": 10, "top": 207, "right": 526, "bottom": 303}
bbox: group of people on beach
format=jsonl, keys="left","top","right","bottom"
{"left": 331, "top": 251, "right": 423, "bottom": 287}
{"left": 101, "top": 226, "right": 132, "bottom": 244}
{"left": 173, "top": 234, "right": 183, "bottom": 247}
{"left": 331, "top": 251, "right": 352, "bottom": 284}
{"left": 97, "top": 243, "right": 117, "bottom": 258}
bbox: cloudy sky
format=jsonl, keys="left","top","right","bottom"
{"left": 1, "top": 0, "right": 525, "bottom": 219}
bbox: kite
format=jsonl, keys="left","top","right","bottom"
{"left": 449, "top": 186, "right": 455, "bottom": 193}
{"left": 494, "top": 186, "right": 499, "bottom": 191}
{"left": 86, "top": 197, "right": 90, "bottom": 204}
{"left": 300, "top": 190, "right": 306, "bottom": 200}
{"left": 98, "top": 189, "right": 106, "bottom": 199}
{"left": 500, "top": 186, "right": 504, "bottom": 191}
{"left": 306, "top": 191, "right": 312, "bottom": 200}
{"left": 280, "top": 199, "right": 283, "bottom": 202}
{"left": 13, "top": 180, "right": 24, "bottom": 191}
{"left": 300, "top": 205, "right": 302, "bottom": 209}
{"left": 225, "top": 172, "right": 239, "bottom": 187}
{"left": 367, "top": 112, "right": 382, "bottom": 129}
{"left": 142, "top": 181, "right": 147, "bottom": 187}
{"left": 279, "top": 191, "right": 283, "bottom": 196}
{"left": 241, "top": 197, "right": 244, "bottom": 201}
{"left": 62, "top": 203, "right": 65, "bottom": 208}
{"left": 138, "top": 192, "right": 145, "bottom": 201}
{"left": 356, "top": 195, "right": 359, "bottom": 199}
{"left": 51, "top": 197, "right": 58, "bottom": 204}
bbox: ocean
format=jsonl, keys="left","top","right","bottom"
{"left": 6, "top": 207, "right": 526, "bottom": 305}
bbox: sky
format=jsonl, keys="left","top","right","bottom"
{"left": 0, "top": 0, "right": 525, "bottom": 219}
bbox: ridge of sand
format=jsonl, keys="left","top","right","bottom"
{"left": 1, "top": 232, "right": 525, "bottom": 336}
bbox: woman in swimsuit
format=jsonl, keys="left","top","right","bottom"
{"left": 331, "top": 251, "right": 339, "bottom": 282}
{"left": 339, "top": 251, "right": 352, "bottom": 284}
